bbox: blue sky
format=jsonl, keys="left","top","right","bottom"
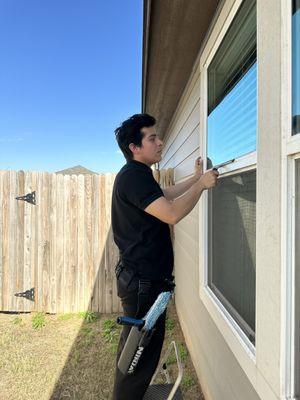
{"left": 0, "top": 0, "right": 142, "bottom": 173}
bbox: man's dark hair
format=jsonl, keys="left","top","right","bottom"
{"left": 114, "top": 113, "right": 156, "bottom": 161}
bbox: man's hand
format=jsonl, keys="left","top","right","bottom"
{"left": 194, "top": 157, "right": 203, "bottom": 180}
{"left": 199, "top": 169, "right": 219, "bottom": 189}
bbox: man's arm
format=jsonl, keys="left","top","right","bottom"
{"left": 145, "top": 169, "right": 219, "bottom": 225}
{"left": 161, "top": 157, "right": 203, "bottom": 201}
{"left": 162, "top": 175, "right": 197, "bottom": 200}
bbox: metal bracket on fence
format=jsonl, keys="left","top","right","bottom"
{"left": 15, "top": 191, "right": 36, "bottom": 205}
{"left": 14, "top": 287, "right": 35, "bottom": 302}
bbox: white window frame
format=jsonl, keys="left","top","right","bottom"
{"left": 281, "top": 0, "right": 300, "bottom": 398}
{"left": 198, "top": 2, "right": 279, "bottom": 399}
{"left": 199, "top": 0, "right": 256, "bottom": 365}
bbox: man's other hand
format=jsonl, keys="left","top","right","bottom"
{"left": 194, "top": 157, "right": 203, "bottom": 180}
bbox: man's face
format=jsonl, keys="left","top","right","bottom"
{"left": 130, "top": 126, "right": 163, "bottom": 165}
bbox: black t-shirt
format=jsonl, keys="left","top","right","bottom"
{"left": 111, "top": 159, "right": 174, "bottom": 280}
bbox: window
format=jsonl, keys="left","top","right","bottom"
{"left": 207, "top": 0, "right": 257, "bottom": 166}
{"left": 293, "top": 0, "right": 300, "bottom": 135}
{"left": 206, "top": 0, "right": 257, "bottom": 344}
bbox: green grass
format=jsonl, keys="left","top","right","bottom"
{"left": 102, "top": 319, "right": 120, "bottom": 354}
{"left": 32, "top": 312, "right": 46, "bottom": 330}
{"left": 57, "top": 313, "right": 75, "bottom": 321}
{"left": 77, "top": 311, "right": 101, "bottom": 323}
{"left": 166, "top": 342, "right": 188, "bottom": 366}
{"left": 178, "top": 342, "right": 188, "bottom": 361}
{"left": 80, "top": 326, "right": 94, "bottom": 336}
{"left": 181, "top": 373, "right": 195, "bottom": 389}
{"left": 12, "top": 316, "right": 23, "bottom": 326}
{"left": 102, "top": 319, "right": 119, "bottom": 343}
{"left": 0, "top": 303, "right": 202, "bottom": 399}
{"left": 165, "top": 317, "right": 175, "bottom": 331}
{"left": 110, "top": 342, "right": 119, "bottom": 355}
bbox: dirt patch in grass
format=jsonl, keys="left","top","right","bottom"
{"left": 0, "top": 299, "right": 205, "bottom": 399}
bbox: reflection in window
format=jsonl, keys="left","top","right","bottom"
{"left": 208, "top": 63, "right": 257, "bottom": 165}
{"left": 208, "top": 170, "right": 256, "bottom": 344}
{"left": 293, "top": 0, "right": 300, "bottom": 135}
{"left": 207, "top": 0, "right": 257, "bottom": 165}
{"left": 294, "top": 159, "right": 300, "bottom": 395}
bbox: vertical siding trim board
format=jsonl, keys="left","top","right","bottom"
{"left": 280, "top": 1, "right": 293, "bottom": 398}
{"left": 280, "top": 1, "right": 300, "bottom": 399}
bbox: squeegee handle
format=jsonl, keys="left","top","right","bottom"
{"left": 212, "top": 158, "right": 235, "bottom": 170}
{"left": 117, "top": 316, "right": 145, "bottom": 328}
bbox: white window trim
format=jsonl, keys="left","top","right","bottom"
{"left": 198, "top": 1, "right": 279, "bottom": 399}
{"left": 200, "top": 0, "right": 257, "bottom": 351}
{"left": 281, "top": 0, "right": 300, "bottom": 399}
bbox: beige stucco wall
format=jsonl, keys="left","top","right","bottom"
{"left": 159, "top": 0, "right": 283, "bottom": 399}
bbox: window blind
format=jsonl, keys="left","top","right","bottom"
{"left": 207, "top": 62, "right": 257, "bottom": 166}
{"left": 208, "top": 0, "right": 256, "bottom": 114}
{"left": 207, "top": 0, "right": 257, "bottom": 166}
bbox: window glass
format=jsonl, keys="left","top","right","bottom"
{"left": 207, "top": 0, "right": 257, "bottom": 166}
{"left": 208, "top": 63, "right": 257, "bottom": 166}
{"left": 208, "top": 170, "right": 256, "bottom": 344}
{"left": 293, "top": 0, "right": 300, "bottom": 135}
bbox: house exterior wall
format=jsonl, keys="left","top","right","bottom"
{"left": 159, "top": 0, "right": 286, "bottom": 399}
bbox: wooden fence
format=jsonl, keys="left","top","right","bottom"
{"left": 0, "top": 170, "right": 121, "bottom": 314}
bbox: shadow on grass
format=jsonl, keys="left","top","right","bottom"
{"left": 50, "top": 225, "right": 121, "bottom": 400}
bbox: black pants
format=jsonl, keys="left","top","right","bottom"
{"left": 112, "top": 275, "right": 167, "bottom": 400}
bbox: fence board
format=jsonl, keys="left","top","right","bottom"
{"left": 16, "top": 170, "right": 25, "bottom": 311}
{"left": 64, "top": 174, "right": 71, "bottom": 313}
{"left": 9, "top": 171, "right": 17, "bottom": 311}
{"left": 24, "top": 172, "right": 33, "bottom": 312}
{"left": 77, "top": 174, "right": 85, "bottom": 312}
{"left": 98, "top": 174, "right": 106, "bottom": 313}
{"left": 70, "top": 175, "right": 78, "bottom": 313}
{"left": 30, "top": 172, "right": 38, "bottom": 312}
{"left": 49, "top": 173, "right": 57, "bottom": 313}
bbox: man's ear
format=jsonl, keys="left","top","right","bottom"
{"left": 129, "top": 143, "right": 140, "bottom": 155}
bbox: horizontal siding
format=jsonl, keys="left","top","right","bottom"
{"left": 174, "top": 148, "right": 200, "bottom": 182}
{"left": 163, "top": 71, "right": 201, "bottom": 152}
{"left": 161, "top": 100, "right": 200, "bottom": 168}
{"left": 160, "top": 72, "right": 201, "bottom": 183}
{"left": 163, "top": 122, "right": 200, "bottom": 170}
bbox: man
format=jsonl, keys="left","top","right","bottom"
{"left": 111, "top": 113, "right": 218, "bottom": 399}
